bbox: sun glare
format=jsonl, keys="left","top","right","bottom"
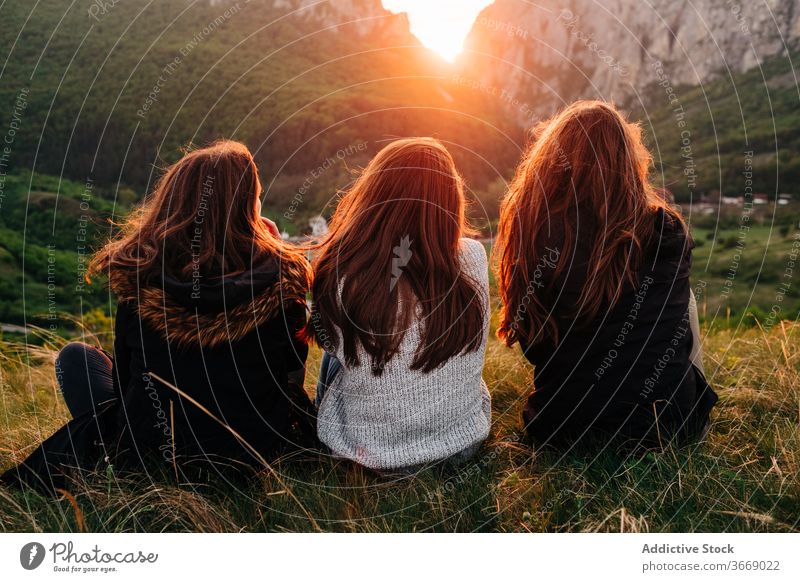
{"left": 382, "top": 0, "right": 493, "bottom": 62}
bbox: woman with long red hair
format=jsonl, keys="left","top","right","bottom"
{"left": 495, "top": 101, "right": 717, "bottom": 448}
{"left": 3, "top": 141, "right": 316, "bottom": 491}
{"left": 308, "top": 138, "right": 491, "bottom": 471}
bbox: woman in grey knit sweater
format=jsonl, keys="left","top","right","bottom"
{"left": 306, "top": 138, "right": 491, "bottom": 471}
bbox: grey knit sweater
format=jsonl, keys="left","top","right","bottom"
{"left": 317, "top": 238, "right": 492, "bottom": 470}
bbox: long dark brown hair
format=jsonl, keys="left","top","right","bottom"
{"left": 89, "top": 140, "right": 310, "bottom": 295}
{"left": 306, "top": 138, "right": 485, "bottom": 375}
{"left": 495, "top": 100, "right": 685, "bottom": 347}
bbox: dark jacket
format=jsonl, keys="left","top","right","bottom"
{"left": 2, "top": 256, "right": 316, "bottom": 492}
{"left": 522, "top": 209, "right": 718, "bottom": 448}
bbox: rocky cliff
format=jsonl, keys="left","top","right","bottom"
{"left": 273, "top": 0, "right": 417, "bottom": 43}
{"left": 460, "top": 0, "right": 800, "bottom": 122}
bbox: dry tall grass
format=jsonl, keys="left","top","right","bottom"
{"left": 0, "top": 319, "right": 798, "bottom": 532}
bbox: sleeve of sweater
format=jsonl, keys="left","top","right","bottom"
{"left": 460, "top": 238, "right": 490, "bottom": 317}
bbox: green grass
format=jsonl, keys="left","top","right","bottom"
{"left": 638, "top": 49, "right": 800, "bottom": 201}
{"left": 0, "top": 307, "right": 798, "bottom": 533}
{"left": 690, "top": 224, "right": 800, "bottom": 322}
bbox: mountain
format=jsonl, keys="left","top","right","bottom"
{"left": 1, "top": 0, "right": 799, "bottom": 329}
{"left": 460, "top": 0, "right": 800, "bottom": 202}
{"left": 0, "top": 0, "right": 523, "bottom": 328}
{"left": 5, "top": 0, "right": 796, "bottom": 214}
{"left": 0, "top": 0, "right": 521, "bottom": 227}
{"left": 461, "top": 0, "right": 800, "bottom": 121}
{"left": 271, "top": 0, "right": 414, "bottom": 39}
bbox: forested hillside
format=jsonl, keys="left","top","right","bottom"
{"left": 0, "top": 0, "right": 521, "bottom": 227}
{"left": 637, "top": 51, "right": 800, "bottom": 201}
{"left": 0, "top": 171, "right": 116, "bottom": 327}
{"left": 1, "top": 0, "right": 799, "bottom": 329}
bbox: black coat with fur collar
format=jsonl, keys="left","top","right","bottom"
{"left": 3, "top": 256, "right": 315, "bottom": 491}
{"left": 108, "top": 256, "right": 314, "bottom": 472}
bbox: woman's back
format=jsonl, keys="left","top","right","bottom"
{"left": 522, "top": 209, "right": 716, "bottom": 446}
{"left": 308, "top": 138, "right": 493, "bottom": 470}
{"left": 2, "top": 142, "right": 316, "bottom": 492}
{"left": 317, "top": 238, "right": 491, "bottom": 469}
{"left": 495, "top": 101, "right": 718, "bottom": 448}
{"left": 112, "top": 255, "right": 312, "bottom": 466}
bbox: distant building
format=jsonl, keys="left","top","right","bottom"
{"left": 754, "top": 193, "right": 769, "bottom": 205}
{"left": 722, "top": 196, "right": 743, "bottom": 205}
{"left": 692, "top": 202, "right": 715, "bottom": 215}
{"left": 309, "top": 215, "right": 329, "bottom": 237}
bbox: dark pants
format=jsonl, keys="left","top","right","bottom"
{"left": 315, "top": 351, "right": 342, "bottom": 407}
{"left": 1, "top": 343, "right": 117, "bottom": 492}
{"left": 56, "top": 342, "right": 116, "bottom": 418}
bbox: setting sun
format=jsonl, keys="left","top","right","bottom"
{"left": 382, "top": 0, "right": 493, "bottom": 61}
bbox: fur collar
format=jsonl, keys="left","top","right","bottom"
{"left": 110, "top": 259, "right": 310, "bottom": 349}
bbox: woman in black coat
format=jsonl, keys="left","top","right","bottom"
{"left": 494, "top": 101, "right": 717, "bottom": 449}
{"left": 2, "top": 141, "right": 316, "bottom": 492}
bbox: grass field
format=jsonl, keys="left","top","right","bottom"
{"left": 690, "top": 225, "right": 800, "bottom": 323}
{"left": 0, "top": 298, "right": 798, "bottom": 533}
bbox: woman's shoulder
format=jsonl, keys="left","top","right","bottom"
{"left": 458, "top": 238, "right": 489, "bottom": 290}
{"left": 459, "top": 237, "right": 488, "bottom": 266}
{"left": 650, "top": 206, "right": 692, "bottom": 253}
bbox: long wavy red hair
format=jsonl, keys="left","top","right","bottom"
{"left": 306, "top": 138, "right": 485, "bottom": 374}
{"left": 495, "top": 100, "right": 684, "bottom": 347}
{"left": 89, "top": 140, "right": 310, "bottom": 294}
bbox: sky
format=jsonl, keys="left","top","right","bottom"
{"left": 381, "top": 0, "right": 494, "bottom": 61}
